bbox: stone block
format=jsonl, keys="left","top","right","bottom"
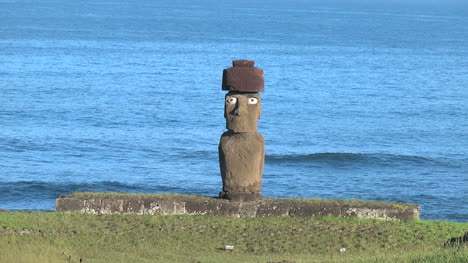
{"left": 82, "top": 199, "right": 101, "bottom": 214}
{"left": 122, "top": 199, "right": 145, "bottom": 214}
{"left": 56, "top": 198, "right": 86, "bottom": 212}
{"left": 256, "top": 201, "right": 290, "bottom": 217}
{"left": 145, "top": 199, "right": 186, "bottom": 215}
{"left": 289, "top": 202, "right": 341, "bottom": 217}
{"left": 185, "top": 199, "right": 210, "bottom": 215}
{"left": 54, "top": 195, "right": 420, "bottom": 221}
{"left": 222, "top": 60, "right": 264, "bottom": 92}
{"left": 239, "top": 202, "right": 258, "bottom": 217}
{"left": 210, "top": 201, "right": 241, "bottom": 217}
{"left": 101, "top": 199, "right": 124, "bottom": 214}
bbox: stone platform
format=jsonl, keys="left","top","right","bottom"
{"left": 56, "top": 193, "right": 420, "bottom": 221}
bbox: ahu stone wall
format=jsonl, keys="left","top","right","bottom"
{"left": 56, "top": 194, "right": 420, "bottom": 221}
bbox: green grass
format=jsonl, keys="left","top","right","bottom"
{"left": 0, "top": 212, "right": 466, "bottom": 262}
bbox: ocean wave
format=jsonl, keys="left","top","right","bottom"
{"left": 0, "top": 181, "right": 183, "bottom": 200}
{"left": 265, "top": 152, "right": 462, "bottom": 168}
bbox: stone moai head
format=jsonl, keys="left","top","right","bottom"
{"left": 224, "top": 92, "right": 261, "bottom": 132}
{"left": 219, "top": 60, "right": 265, "bottom": 202}
{"left": 222, "top": 60, "right": 264, "bottom": 133}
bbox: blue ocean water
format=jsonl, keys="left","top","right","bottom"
{"left": 0, "top": 0, "right": 467, "bottom": 221}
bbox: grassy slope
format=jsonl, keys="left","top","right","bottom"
{"left": 0, "top": 212, "right": 467, "bottom": 263}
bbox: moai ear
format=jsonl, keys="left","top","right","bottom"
{"left": 224, "top": 102, "right": 227, "bottom": 119}
{"left": 258, "top": 97, "right": 261, "bottom": 119}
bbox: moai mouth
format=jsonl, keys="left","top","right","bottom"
{"left": 218, "top": 60, "right": 265, "bottom": 202}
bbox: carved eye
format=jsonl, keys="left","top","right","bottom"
{"left": 226, "top": 97, "right": 237, "bottom": 105}
{"left": 248, "top": 97, "right": 258, "bottom": 104}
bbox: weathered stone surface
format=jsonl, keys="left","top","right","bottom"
{"left": 55, "top": 195, "right": 420, "bottom": 221}
{"left": 56, "top": 198, "right": 86, "bottom": 212}
{"left": 144, "top": 199, "right": 186, "bottom": 215}
{"left": 83, "top": 198, "right": 101, "bottom": 214}
{"left": 222, "top": 60, "right": 264, "bottom": 92}
{"left": 233, "top": 60, "right": 255, "bottom": 67}
{"left": 342, "top": 206, "right": 420, "bottom": 221}
{"left": 223, "top": 92, "right": 262, "bottom": 132}
{"left": 219, "top": 60, "right": 266, "bottom": 201}
{"left": 185, "top": 199, "right": 210, "bottom": 215}
{"left": 101, "top": 199, "right": 124, "bottom": 214}
{"left": 219, "top": 131, "right": 264, "bottom": 196}
{"left": 289, "top": 202, "right": 342, "bottom": 217}
{"left": 239, "top": 202, "right": 258, "bottom": 217}
{"left": 122, "top": 199, "right": 145, "bottom": 214}
{"left": 210, "top": 201, "right": 241, "bottom": 217}
{"left": 256, "top": 201, "right": 291, "bottom": 217}
{"left": 219, "top": 95, "right": 265, "bottom": 198}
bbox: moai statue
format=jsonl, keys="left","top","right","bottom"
{"left": 219, "top": 60, "right": 265, "bottom": 202}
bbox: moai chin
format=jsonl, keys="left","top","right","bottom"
{"left": 219, "top": 60, "right": 265, "bottom": 202}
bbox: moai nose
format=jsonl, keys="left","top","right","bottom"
{"left": 233, "top": 101, "right": 247, "bottom": 116}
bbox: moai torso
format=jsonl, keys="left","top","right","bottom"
{"left": 219, "top": 60, "right": 265, "bottom": 202}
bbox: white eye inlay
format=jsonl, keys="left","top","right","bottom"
{"left": 226, "top": 97, "right": 237, "bottom": 105}
{"left": 248, "top": 97, "right": 258, "bottom": 104}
